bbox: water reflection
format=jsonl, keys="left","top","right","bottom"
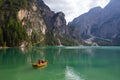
{"left": 0, "top": 48, "right": 28, "bottom": 66}
{"left": 0, "top": 47, "right": 104, "bottom": 67}
{"left": 0, "top": 46, "right": 120, "bottom": 80}
{"left": 1, "top": 47, "right": 119, "bottom": 66}
{"left": 0, "top": 47, "right": 97, "bottom": 70}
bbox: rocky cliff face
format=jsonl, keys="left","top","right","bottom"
{"left": 51, "top": 12, "right": 67, "bottom": 35}
{"left": 17, "top": 0, "right": 73, "bottom": 46}
{"left": 17, "top": 2, "right": 47, "bottom": 46}
{"left": 37, "top": 0, "right": 67, "bottom": 35}
{"left": 36, "top": 0, "right": 78, "bottom": 46}
{"left": 0, "top": 0, "right": 74, "bottom": 47}
{"left": 69, "top": 0, "right": 120, "bottom": 45}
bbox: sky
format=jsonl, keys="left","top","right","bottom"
{"left": 44, "top": 0, "right": 110, "bottom": 23}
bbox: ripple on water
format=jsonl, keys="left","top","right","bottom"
{"left": 65, "top": 66, "right": 85, "bottom": 80}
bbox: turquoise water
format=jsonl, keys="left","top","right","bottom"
{"left": 0, "top": 46, "right": 120, "bottom": 80}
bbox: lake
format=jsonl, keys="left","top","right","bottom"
{"left": 0, "top": 46, "right": 120, "bottom": 80}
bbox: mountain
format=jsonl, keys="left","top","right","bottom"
{"left": 68, "top": 7, "right": 102, "bottom": 39}
{"left": 69, "top": 0, "right": 120, "bottom": 46}
{"left": 1, "top": 0, "right": 119, "bottom": 47}
{"left": 0, "top": 0, "right": 78, "bottom": 47}
{"left": 96, "top": 0, "right": 120, "bottom": 39}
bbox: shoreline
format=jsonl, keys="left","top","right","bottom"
{"left": 0, "top": 45, "right": 120, "bottom": 49}
{"left": 0, "top": 46, "right": 10, "bottom": 49}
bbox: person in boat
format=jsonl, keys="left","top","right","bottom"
{"left": 38, "top": 59, "right": 41, "bottom": 64}
{"left": 41, "top": 60, "right": 46, "bottom": 63}
{"left": 38, "top": 59, "right": 46, "bottom": 64}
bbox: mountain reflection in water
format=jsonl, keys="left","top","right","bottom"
{"left": 0, "top": 46, "right": 120, "bottom": 80}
